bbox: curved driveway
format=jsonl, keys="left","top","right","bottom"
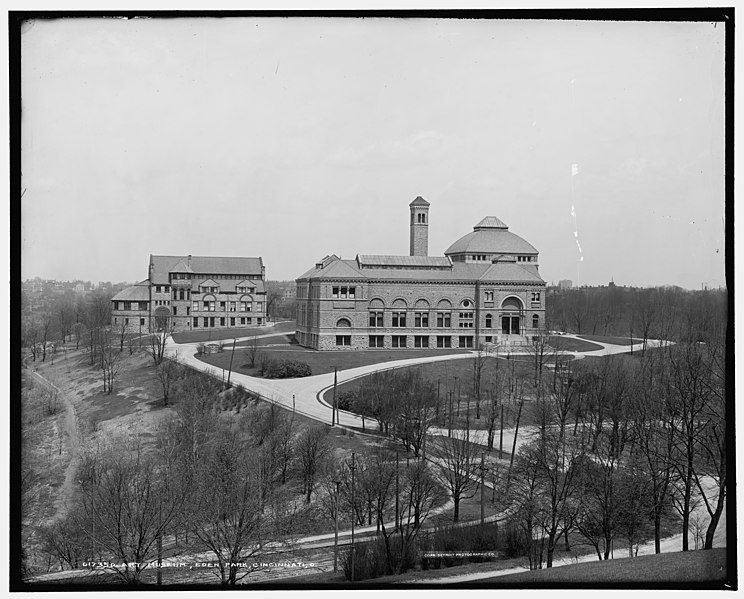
{"left": 165, "top": 331, "right": 668, "bottom": 428}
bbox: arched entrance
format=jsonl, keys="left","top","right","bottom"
{"left": 500, "top": 297, "right": 523, "bottom": 335}
{"left": 153, "top": 306, "right": 171, "bottom": 331}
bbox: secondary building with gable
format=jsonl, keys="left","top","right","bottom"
{"left": 295, "top": 198, "right": 546, "bottom": 351}
{"left": 111, "top": 255, "right": 267, "bottom": 333}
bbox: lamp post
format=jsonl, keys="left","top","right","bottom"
{"left": 333, "top": 480, "right": 340, "bottom": 573}
{"left": 292, "top": 394, "right": 296, "bottom": 414}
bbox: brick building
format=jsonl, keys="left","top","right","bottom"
{"left": 295, "top": 198, "right": 546, "bottom": 351}
{"left": 111, "top": 255, "right": 267, "bottom": 333}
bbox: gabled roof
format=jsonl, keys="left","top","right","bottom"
{"left": 150, "top": 255, "right": 263, "bottom": 284}
{"left": 479, "top": 262, "right": 544, "bottom": 283}
{"left": 236, "top": 279, "right": 256, "bottom": 289}
{"left": 169, "top": 259, "right": 194, "bottom": 273}
{"left": 198, "top": 279, "right": 219, "bottom": 287}
{"left": 409, "top": 196, "right": 430, "bottom": 207}
{"left": 112, "top": 280, "right": 151, "bottom": 302}
{"left": 357, "top": 255, "right": 451, "bottom": 269}
{"left": 297, "top": 258, "right": 365, "bottom": 281}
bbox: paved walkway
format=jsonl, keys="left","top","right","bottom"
{"left": 165, "top": 332, "right": 664, "bottom": 429}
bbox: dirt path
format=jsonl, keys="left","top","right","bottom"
{"left": 30, "top": 368, "right": 81, "bottom": 524}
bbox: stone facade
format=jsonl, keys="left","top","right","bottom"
{"left": 296, "top": 199, "right": 546, "bottom": 351}
{"left": 111, "top": 255, "right": 267, "bottom": 333}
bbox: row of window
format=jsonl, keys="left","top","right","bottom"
{"left": 193, "top": 316, "right": 262, "bottom": 328}
{"left": 365, "top": 311, "right": 538, "bottom": 328}
{"left": 332, "top": 286, "right": 356, "bottom": 299}
{"left": 114, "top": 301, "right": 148, "bottom": 311}
{"left": 336, "top": 335, "right": 475, "bottom": 348}
{"left": 193, "top": 300, "right": 263, "bottom": 312}
{"left": 114, "top": 317, "right": 146, "bottom": 326}
{"left": 169, "top": 273, "right": 256, "bottom": 281}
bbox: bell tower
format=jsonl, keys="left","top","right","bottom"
{"left": 409, "top": 196, "right": 430, "bottom": 257}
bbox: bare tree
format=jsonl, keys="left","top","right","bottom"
{"left": 429, "top": 429, "right": 480, "bottom": 522}
{"left": 297, "top": 426, "right": 331, "bottom": 504}
{"left": 71, "top": 322, "right": 85, "bottom": 351}
{"left": 73, "top": 434, "right": 186, "bottom": 584}
{"left": 146, "top": 320, "right": 173, "bottom": 366}
{"left": 155, "top": 355, "right": 180, "bottom": 406}
{"left": 247, "top": 336, "right": 261, "bottom": 368}
{"left": 189, "top": 428, "right": 269, "bottom": 586}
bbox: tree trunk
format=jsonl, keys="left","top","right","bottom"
{"left": 704, "top": 487, "right": 726, "bottom": 549}
{"left": 453, "top": 496, "right": 460, "bottom": 522}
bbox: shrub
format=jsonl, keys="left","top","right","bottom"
{"left": 336, "top": 390, "right": 356, "bottom": 411}
{"left": 196, "top": 343, "right": 206, "bottom": 356}
{"left": 264, "top": 359, "right": 312, "bottom": 379}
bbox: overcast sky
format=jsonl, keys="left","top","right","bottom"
{"left": 20, "top": 16, "right": 726, "bottom": 289}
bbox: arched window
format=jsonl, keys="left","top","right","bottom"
{"left": 336, "top": 318, "right": 352, "bottom": 328}
{"left": 485, "top": 314, "right": 492, "bottom": 328}
{"left": 532, "top": 314, "right": 539, "bottom": 329}
{"left": 501, "top": 296, "right": 523, "bottom": 311}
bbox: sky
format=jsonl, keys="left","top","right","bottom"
{"left": 20, "top": 16, "right": 726, "bottom": 289}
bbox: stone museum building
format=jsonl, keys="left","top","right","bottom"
{"left": 295, "top": 197, "right": 546, "bottom": 351}
{"left": 111, "top": 255, "right": 267, "bottom": 333}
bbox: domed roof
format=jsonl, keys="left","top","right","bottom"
{"left": 445, "top": 217, "right": 538, "bottom": 256}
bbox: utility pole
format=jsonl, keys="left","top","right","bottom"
{"left": 332, "top": 367, "right": 338, "bottom": 426}
{"left": 448, "top": 391, "right": 453, "bottom": 437}
{"left": 499, "top": 403, "right": 504, "bottom": 460}
{"left": 395, "top": 452, "right": 400, "bottom": 530}
{"left": 350, "top": 452, "right": 356, "bottom": 583}
{"left": 333, "top": 480, "right": 340, "bottom": 573}
{"left": 292, "top": 394, "right": 296, "bottom": 414}
{"left": 226, "top": 337, "right": 237, "bottom": 388}
{"left": 479, "top": 452, "right": 486, "bottom": 526}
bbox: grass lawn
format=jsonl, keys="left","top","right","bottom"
{"left": 171, "top": 320, "right": 296, "bottom": 344}
{"left": 548, "top": 336, "right": 604, "bottom": 352}
{"left": 490, "top": 547, "right": 729, "bottom": 586}
{"left": 197, "top": 346, "right": 469, "bottom": 377}
{"left": 577, "top": 334, "right": 635, "bottom": 346}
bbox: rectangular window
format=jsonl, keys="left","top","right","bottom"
{"left": 220, "top": 301, "right": 226, "bottom": 311}
{"left": 349, "top": 287, "right": 356, "bottom": 299}
{"left": 173, "top": 307, "right": 177, "bottom": 316}
{"left": 240, "top": 317, "right": 246, "bottom": 325}
{"left": 210, "top": 317, "right": 215, "bottom": 328}
{"left": 230, "top": 317, "right": 235, "bottom": 326}
{"left": 436, "top": 336, "right": 452, "bottom": 348}
{"left": 123, "top": 301, "right": 131, "bottom": 310}
{"left": 230, "top": 301, "right": 236, "bottom": 312}
{"left": 392, "top": 335, "right": 407, "bottom": 348}
{"left": 220, "top": 317, "right": 225, "bottom": 326}
{"left": 256, "top": 302, "right": 263, "bottom": 311}
{"left": 336, "top": 335, "right": 351, "bottom": 346}
{"left": 193, "top": 317, "right": 198, "bottom": 328}
{"left": 125, "top": 318, "right": 129, "bottom": 325}
{"left": 459, "top": 336, "right": 474, "bottom": 348}
{"left": 392, "top": 312, "right": 406, "bottom": 327}
{"left": 484, "top": 291, "right": 494, "bottom": 302}
{"left": 369, "top": 311, "right": 384, "bottom": 327}
{"left": 414, "top": 312, "right": 429, "bottom": 328}
{"left": 186, "top": 307, "right": 190, "bottom": 316}
{"left": 369, "top": 335, "right": 384, "bottom": 348}
{"left": 414, "top": 335, "right": 429, "bottom": 348}
{"left": 436, "top": 312, "right": 451, "bottom": 327}
{"left": 203, "top": 301, "right": 210, "bottom": 311}
{"left": 203, "top": 317, "right": 209, "bottom": 327}
{"left": 532, "top": 291, "right": 541, "bottom": 303}
{"left": 240, "top": 301, "right": 251, "bottom": 312}
{"left": 246, "top": 317, "right": 252, "bottom": 325}
{"left": 139, "top": 302, "right": 147, "bottom": 311}
{"left": 193, "top": 301, "right": 199, "bottom": 313}
{"left": 458, "top": 312, "right": 474, "bottom": 328}
{"left": 485, "top": 336, "right": 493, "bottom": 343}
{"left": 179, "top": 289, "right": 185, "bottom": 300}
{"left": 140, "top": 318, "right": 145, "bottom": 326}
{"left": 164, "top": 286, "right": 169, "bottom": 293}
{"left": 332, "top": 286, "right": 339, "bottom": 298}
{"left": 156, "top": 285, "right": 161, "bottom": 293}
